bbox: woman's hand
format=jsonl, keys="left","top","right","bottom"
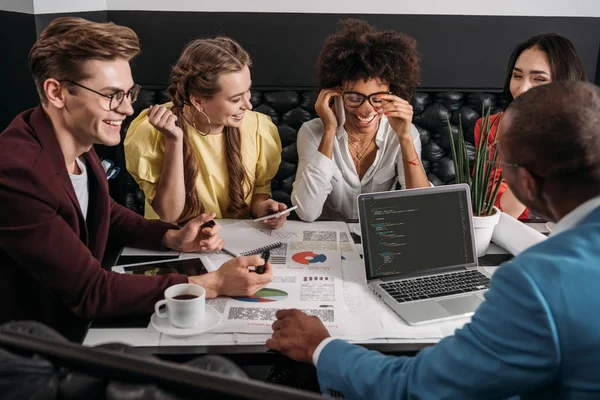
{"left": 377, "top": 94, "right": 414, "bottom": 140}
{"left": 315, "top": 89, "right": 342, "bottom": 135}
{"left": 255, "top": 199, "right": 289, "bottom": 229}
{"left": 148, "top": 104, "right": 184, "bottom": 141}
{"left": 162, "top": 213, "right": 224, "bottom": 252}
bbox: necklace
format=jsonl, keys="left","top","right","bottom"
{"left": 347, "top": 132, "right": 376, "bottom": 160}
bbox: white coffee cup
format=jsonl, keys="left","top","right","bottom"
{"left": 154, "top": 284, "right": 206, "bottom": 328}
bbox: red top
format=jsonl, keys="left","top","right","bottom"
{"left": 0, "top": 107, "right": 188, "bottom": 340}
{"left": 474, "top": 113, "right": 529, "bottom": 220}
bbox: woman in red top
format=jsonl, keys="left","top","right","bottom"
{"left": 474, "top": 33, "right": 587, "bottom": 219}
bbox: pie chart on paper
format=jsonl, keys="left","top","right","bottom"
{"left": 292, "top": 251, "right": 327, "bottom": 265}
{"left": 233, "top": 288, "right": 288, "bottom": 303}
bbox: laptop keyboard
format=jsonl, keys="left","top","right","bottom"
{"left": 379, "top": 270, "right": 491, "bottom": 303}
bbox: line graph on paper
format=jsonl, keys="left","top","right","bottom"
{"left": 274, "top": 232, "right": 301, "bottom": 240}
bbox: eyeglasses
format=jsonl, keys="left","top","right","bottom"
{"left": 485, "top": 160, "right": 522, "bottom": 169}
{"left": 342, "top": 91, "right": 391, "bottom": 108}
{"left": 60, "top": 80, "right": 141, "bottom": 111}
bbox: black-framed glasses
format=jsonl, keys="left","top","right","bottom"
{"left": 485, "top": 160, "right": 521, "bottom": 169}
{"left": 342, "top": 91, "right": 391, "bottom": 108}
{"left": 60, "top": 80, "right": 141, "bottom": 111}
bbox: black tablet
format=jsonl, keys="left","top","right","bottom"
{"left": 122, "top": 258, "right": 208, "bottom": 276}
{"left": 115, "top": 254, "right": 180, "bottom": 266}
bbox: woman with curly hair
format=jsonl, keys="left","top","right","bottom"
{"left": 124, "top": 37, "right": 288, "bottom": 228}
{"left": 291, "top": 19, "right": 430, "bottom": 222}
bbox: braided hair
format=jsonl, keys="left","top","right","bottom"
{"left": 168, "top": 37, "right": 251, "bottom": 223}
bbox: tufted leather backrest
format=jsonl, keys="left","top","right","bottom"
{"left": 104, "top": 88, "right": 504, "bottom": 215}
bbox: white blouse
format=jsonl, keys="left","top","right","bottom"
{"left": 291, "top": 116, "right": 424, "bottom": 221}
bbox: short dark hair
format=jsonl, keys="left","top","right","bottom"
{"left": 316, "top": 19, "right": 420, "bottom": 100}
{"left": 501, "top": 33, "right": 587, "bottom": 105}
{"left": 29, "top": 17, "right": 140, "bottom": 103}
{"left": 503, "top": 81, "right": 600, "bottom": 184}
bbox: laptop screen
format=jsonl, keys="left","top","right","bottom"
{"left": 359, "top": 185, "right": 476, "bottom": 281}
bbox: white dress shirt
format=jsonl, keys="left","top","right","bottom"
{"left": 291, "top": 115, "right": 424, "bottom": 222}
{"left": 550, "top": 195, "right": 600, "bottom": 236}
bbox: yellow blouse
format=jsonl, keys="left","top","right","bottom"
{"left": 124, "top": 103, "right": 282, "bottom": 219}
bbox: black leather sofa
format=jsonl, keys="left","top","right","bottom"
{"left": 97, "top": 88, "right": 504, "bottom": 215}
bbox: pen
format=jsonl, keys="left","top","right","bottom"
{"left": 255, "top": 250, "right": 270, "bottom": 274}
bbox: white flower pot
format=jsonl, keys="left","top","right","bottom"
{"left": 472, "top": 207, "right": 501, "bottom": 257}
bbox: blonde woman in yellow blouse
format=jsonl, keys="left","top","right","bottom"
{"left": 124, "top": 37, "right": 287, "bottom": 228}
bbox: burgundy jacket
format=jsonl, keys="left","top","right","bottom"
{"left": 0, "top": 107, "right": 187, "bottom": 340}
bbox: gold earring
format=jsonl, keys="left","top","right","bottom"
{"left": 192, "top": 107, "right": 211, "bottom": 136}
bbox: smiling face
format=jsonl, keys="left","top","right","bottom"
{"left": 59, "top": 58, "right": 135, "bottom": 147}
{"left": 342, "top": 78, "right": 389, "bottom": 135}
{"left": 510, "top": 46, "right": 552, "bottom": 100}
{"left": 192, "top": 65, "right": 253, "bottom": 133}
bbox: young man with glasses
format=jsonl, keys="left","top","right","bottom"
{"left": 0, "top": 17, "right": 272, "bottom": 341}
{"left": 290, "top": 20, "right": 430, "bottom": 222}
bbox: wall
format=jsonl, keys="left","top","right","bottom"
{"left": 0, "top": 10, "right": 38, "bottom": 130}
{"left": 33, "top": 0, "right": 106, "bottom": 14}
{"left": 2, "top": 0, "right": 34, "bottom": 14}
{"left": 110, "top": 12, "right": 599, "bottom": 90}
{"left": 105, "top": 0, "right": 600, "bottom": 17}
{"left": 1, "top": 1, "right": 599, "bottom": 130}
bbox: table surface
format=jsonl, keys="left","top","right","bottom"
{"left": 85, "top": 220, "right": 550, "bottom": 357}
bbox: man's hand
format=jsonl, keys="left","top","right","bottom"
{"left": 266, "top": 309, "right": 331, "bottom": 363}
{"left": 255, "top": 199, "right": 289, "bottom": 229}
{"left": 162, "top": 213, "right": 224, "bottom": 252}
{"left": 190, "top": 255, "right": 273, "bottom": 298}
{"left": 148, "top": 104, "right": 184, "bottom": 141}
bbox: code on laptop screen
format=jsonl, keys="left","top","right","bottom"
{"left": 361, "top": 188, "right": 475, "bottom": 280}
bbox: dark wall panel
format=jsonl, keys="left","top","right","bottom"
{"left": 109, "top": 11, "right": 599, "bottom": 89}
{"left": 0, "top": 11, "right": 108, "bottom": 131}
{"left": 2, "top": 10, "right": 599, "bottom": 131}
{"left": 0, "top": 11, "right": 38, "bottom": 131}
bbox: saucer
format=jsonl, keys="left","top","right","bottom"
{"left": 545, "top": 222, "right": 556, "bottom": 232}
{"left": 150, "top": 305, "right": 222, "bottom": 337}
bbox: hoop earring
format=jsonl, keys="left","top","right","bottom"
{"left": 192, "top": 107, "right": 211, "bottom": 136}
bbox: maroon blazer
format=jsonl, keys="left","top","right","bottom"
{"left": 0, "top": 107, "right": 187, "bottom": 340}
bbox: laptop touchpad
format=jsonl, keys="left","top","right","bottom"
{"left": 436, "top": 295, "right": 482, "bottom": 316}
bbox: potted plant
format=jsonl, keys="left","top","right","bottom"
{"left": 447, "top": 107, "right": 503, "bottom": 257}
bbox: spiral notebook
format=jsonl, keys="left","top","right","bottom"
{"left": 219, "top": 221, "right": 282, "bottom": 256}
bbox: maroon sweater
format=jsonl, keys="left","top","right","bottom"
{"left": 0, "top": 107, "right": 187, "bottom": 340}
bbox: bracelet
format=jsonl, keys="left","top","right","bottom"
{"left": 403, "top": 155, "right": 420, "bottom": 166}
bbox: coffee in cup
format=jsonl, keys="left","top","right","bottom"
{"left": 154, "top": 283, "right": 205, "bottom": 328}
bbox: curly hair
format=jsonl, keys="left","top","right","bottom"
{"left": 316, "top": 19, "right": 420, "bottom": 100}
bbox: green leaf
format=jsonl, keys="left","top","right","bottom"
{"left": 446, "top": 103, "right": 500, "bottom": 216}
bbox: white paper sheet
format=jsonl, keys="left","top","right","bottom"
{"left": 492, "top": 212, "right": 547, "bottom": 256}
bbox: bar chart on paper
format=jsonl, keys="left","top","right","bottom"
{"left": 233, "top": 288, "right": 289, "bottom": 303}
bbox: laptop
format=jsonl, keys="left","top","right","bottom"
{"left": 357, "top": 184, "right": 491, "bottom": 325}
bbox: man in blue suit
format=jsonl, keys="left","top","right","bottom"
{"left": 266, "top": 81, "right": 600, "bottom": 399}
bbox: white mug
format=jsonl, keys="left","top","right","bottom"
{"left": 154, "top": 284, "right": 206, "bottom": 328}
